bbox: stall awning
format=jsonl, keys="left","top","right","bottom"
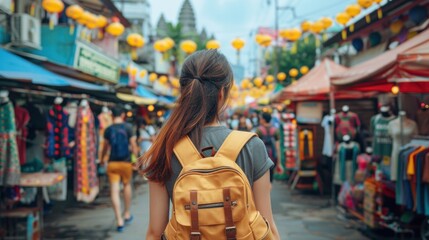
{"left": 116, "top": 93, "right": 157, "bottom": 105}
{"left": 331, "top": 28, "right": 429, "bottom": 87}
{"left": 136, "top": 85, "right": 176, "bottom": 105}
{"left": 0, "top": 48, "right": 109, "bottom": 91}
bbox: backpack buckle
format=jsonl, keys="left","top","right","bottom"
{"left": 225, "top": 226, "right": 237, "bottom": 239}
{"left": 190, "top": 231, "right": 201, "bottom": 240}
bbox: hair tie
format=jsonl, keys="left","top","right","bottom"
{"left": 193, "top": 76, "right": 203, "bottom": 83}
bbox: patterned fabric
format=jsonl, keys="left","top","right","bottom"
{"left": 0, "top": 101, "right": 20, "bottom": 186}
{"left": 74, "top": 107, "right": 99, "bottom": 203}
{"left": 371, "top": 114, "right": 396, "bottom": 177}
{"left": 14, "top": 106, "right": 30, "bottom": 164}
{"left": 335, "top": 112, "right": 361, "bottom": 140}
{"left": 46, "top": 105, "right": 70, "bottom": 159}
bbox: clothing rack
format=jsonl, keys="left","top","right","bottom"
{"left": 10, "top": 87, "right": 115, "bottom": 107}
{"left": 410, "top": 135, "right": 429, "bottom": 147}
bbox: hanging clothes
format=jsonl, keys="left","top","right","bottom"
{"left": 299, "top": 129, "right": 314, "bottom": 160}
{"left": 23, "top": 102, "right": 46, "bottom": 148}
{"left": 46, "top": 104, "right": 70, "bottom": 159}
{"left": 64, "top": 102, "right": 78, "bottom": 157}
{"left": 371, "top": 114, "right": 396, "bottom": 178}
{"left": 388, "top": 117, "right": 418, "bottom": 181}
{"left": 334, "top": 141, "right": 360, "bottom": 185}
{"left": 74, "top": 106, "right": 99, "bottom": 203}
{"left": 98, "top": 112, "right": 112, "bottom": 162}
{"left": 283, "top": 121, "right": 298, "bottom": 170}
{"left": 0, "top": 101, "right": 20, "bottom": 186}
{"left": 334, "top": 111, "right": 361, "bottom": 141}
{"left": 14, "top": 105, "right": 30, "bottom": 165}
{"left": 321, "top": 115, "right": 334, "bottom": 157}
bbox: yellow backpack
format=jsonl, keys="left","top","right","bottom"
{"left": 163, "top": 131, "right": 273, "bottom": 240}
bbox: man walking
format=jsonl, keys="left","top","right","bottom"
{"left": 256, "top": 112, "right": 281, "bottom": 183}
{"left": 100, "top": 106, "right": 139, "bottom": 232}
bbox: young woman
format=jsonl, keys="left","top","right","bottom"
{"left": 139, "top": 50, "right": 280, "bottom": 239}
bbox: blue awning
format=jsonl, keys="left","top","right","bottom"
{"left": 136, "top": 85, "right": 159, "bottom": 99}
{"left": 0, "top": 48, "right": 109, "bottom": 91}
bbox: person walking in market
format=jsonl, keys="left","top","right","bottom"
{"left": 100, "top": 106, "right": 139, "bottom": 232}
{"left": 256, "top": 112, "right": 281, "bottom": 183}
{"left": 139, "top": 50, "right": 280, "bottom": 239}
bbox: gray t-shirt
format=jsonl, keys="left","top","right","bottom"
{"left": 165, "top": 126, "right": 274, "bottom": 199}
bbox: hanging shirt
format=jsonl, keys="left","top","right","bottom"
{"left": 46, "top": 104, "right": 70, "bottom": 159}
{"left": 388, "top": 118, "right": 418, "bottom": 181}
{"left": 371, "top": 114, "right": 396, "bottom": 178}
{"left": 335, "top": 111, "right": 361, "bottom": 140}
{"left": 14, "top": 105, "right": 30, "bottom": 165}
{"left": 321, "top": 115, "right": 334, "bottom": 157}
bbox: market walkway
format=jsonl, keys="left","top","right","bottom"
{"left": 43, "top": 180, "right": 368, "bottom": 240}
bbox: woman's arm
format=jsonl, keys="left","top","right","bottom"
{"left": 252, "top": 171, "right": 280, "bottom": 240}
{"left": 146, "top": 181, "right": 170, "bottom": 240}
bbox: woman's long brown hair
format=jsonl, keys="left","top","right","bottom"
{"left": 138, "top": 50, "right": 233, "bottom": 183}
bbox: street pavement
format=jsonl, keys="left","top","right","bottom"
{"left": 43, "top": 179, "right": 368, "bottom": 240}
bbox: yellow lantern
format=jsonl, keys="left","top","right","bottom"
{"left": 241, "top": 78, "right": 250, "bottom": 89}
{"left": 85, "top": 13, "right": 98, "bottom": 29}
{"left": 206, "top": 40, "right": 220, "bottom": 49}
{"left": 336, "top": 12, "right": 351, "bottom": 26}
{"left": 358, "top": 0, "right": 373, "bottom": 9}
{"left": 255, "top": 34, "right": 265, "bottom": 44}
{"left": 163, "top": 37, "right": 175, "bottom": 50}
{"left": 127, "top": 33, "right": 145, "bottom": 60}
{"left": 300, "top": 66, "right": 309, "bottom": 75}
{"left": 96, "top": 15, "right": 108, "bottom": 28}
{"left": 65, "top": 5, "right": 83, "bottom": 20}
{"left": 129, "top": 67, "right": 138, "bottom": 76}
{"left": 76, "top": 11, "right": 90, "bottom": 25}
{"left": 289, "top": 68, "right": 299, "bottom": 78}
{"left": 254, "top": 77, "right": 263, "bottom": 87}
{"left": 231, "top": 38, "right": 245, "bottom": 51}
{"left": 149, "top": 73, "right": 158, "bottom": 82}
{"left": 346, "top": 4, "right": 362, "bottom": 18}
{"left": 391, "top": 85, "right": 399, "bottom": 95}
{"left": 259, "top": 35, "right": 272, "bottom": 47}
{"left": 336, "top": 12, "right": 351, "bottom": 40}
{"left": 159, "top": 75, "right": 168, "bottom": 84}
{"left": 139, "top": 69, "right": 147, "bottom": 78}
{"left": 266, "top": 75, "right": 275, "bottom": 83}
{"left": 171, "top": 78, "right": 180, "bottom": 88}
{"left": 153, "top": 40, "right": 168, "bottom": 53}
{"left": 106, "top": 21, "right": 124, "bottom": 37}
{"left": 42, "top": 0, "right": 64, "bottom": 13}
{"left": 148, "top": 105, "right": 155, "bottom": 112}
{"left": 301, "top": 21, "right": 311, "bottom": 32}
{"left": 261, "top": 85, "right": 267, "bottom": 91}
{"left": 310, "top": 21, "right": 324, "bottom": 34}
{"left": 180, "top": 40, "right": 197, "bottom": 54}
{"left": 320, "top": 17, "right": 333, "bottom": 30}
{"left": 42, "top": 0, "right": 64, "bottom": 29}
{"left": 277, "top": 72, "right": 286, "bottom": 81}
{"left": 288, "top": 28, "right": 302, "bottom": 42}
{"left": 268, "top": 84, "right": 275, "bottom": 90}
{"left": 373, "top": 0, "right": 383, "bottom": 19}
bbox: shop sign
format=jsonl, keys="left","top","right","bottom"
{"left": 73, "top": 42, "right": 120, "bottom": 84}
{"left": 296, "top": 102, "right": 323, "bottom": 124}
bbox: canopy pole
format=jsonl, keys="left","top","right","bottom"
{"left": 326, "top": 59, "right": 337, "bottom": 206}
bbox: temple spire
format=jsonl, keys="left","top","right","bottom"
{"left": 178, "top": 0, "right": 197, "bottom": 35}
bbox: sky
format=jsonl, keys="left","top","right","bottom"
{"left": 150, "top": 0, "right": 384, "bottom": 77}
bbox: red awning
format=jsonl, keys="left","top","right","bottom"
{"left": 273, "top": 59, "right": 350, "bottom": 102}
{"left": 331, "top": 28, "right": 429, "bottom": 87}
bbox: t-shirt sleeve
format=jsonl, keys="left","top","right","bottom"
{"left": 126, "top": 123, "right": 135, "bottom": 139}
{"left": 249, "top": 137, "right": 274, "bottom": 181}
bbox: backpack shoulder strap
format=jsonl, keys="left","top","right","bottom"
{"left": 215, "top": 131, "right": 256, "bottom": 161}
{"left": 173, "top": 136, "right": 202, "bottom": 167}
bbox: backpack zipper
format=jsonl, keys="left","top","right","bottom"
{"left": 184, "top": 200, "right": 237, "bottom": 210}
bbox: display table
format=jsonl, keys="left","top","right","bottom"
{"left": 19, "top": 172, "right": 65, "bottom": 239}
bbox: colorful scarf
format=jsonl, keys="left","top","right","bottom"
{"left": 74, "top": 106, "right": 99, "bottom": 203}
{"left": 0, "top": 101, "right": 20, "bottom": 186}
{"left": 46, "top": 104, "right": 70, "bottom": 158}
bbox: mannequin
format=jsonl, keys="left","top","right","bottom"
{"left": 75, "top": 98, "right": 99, "bottom": 203}
{"left": 388, "top": 111, "right": 418, "bottom": 181}
{"left": 0, "top": 89, "right": 20, "bottom": 186}
{"left": 334, "top": 135, "right": 360, "bottom": 185}
{"left": 321, "top": 109, "right": 335, "bottom": 157}
{"left": 335, "top": 105, "right": 361, "bottom": 141}
{"left": 54, "top": 96, "right": 63, "bottom": 105}
{"left": 0, "top": 90, "right": 9, "bottom": 103}
{"left": 371, "top": 105, "right": 396, "bottom": 177}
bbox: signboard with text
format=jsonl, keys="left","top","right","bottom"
{"left": 74, "top": 42, "right": 120, "bottom": 84}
